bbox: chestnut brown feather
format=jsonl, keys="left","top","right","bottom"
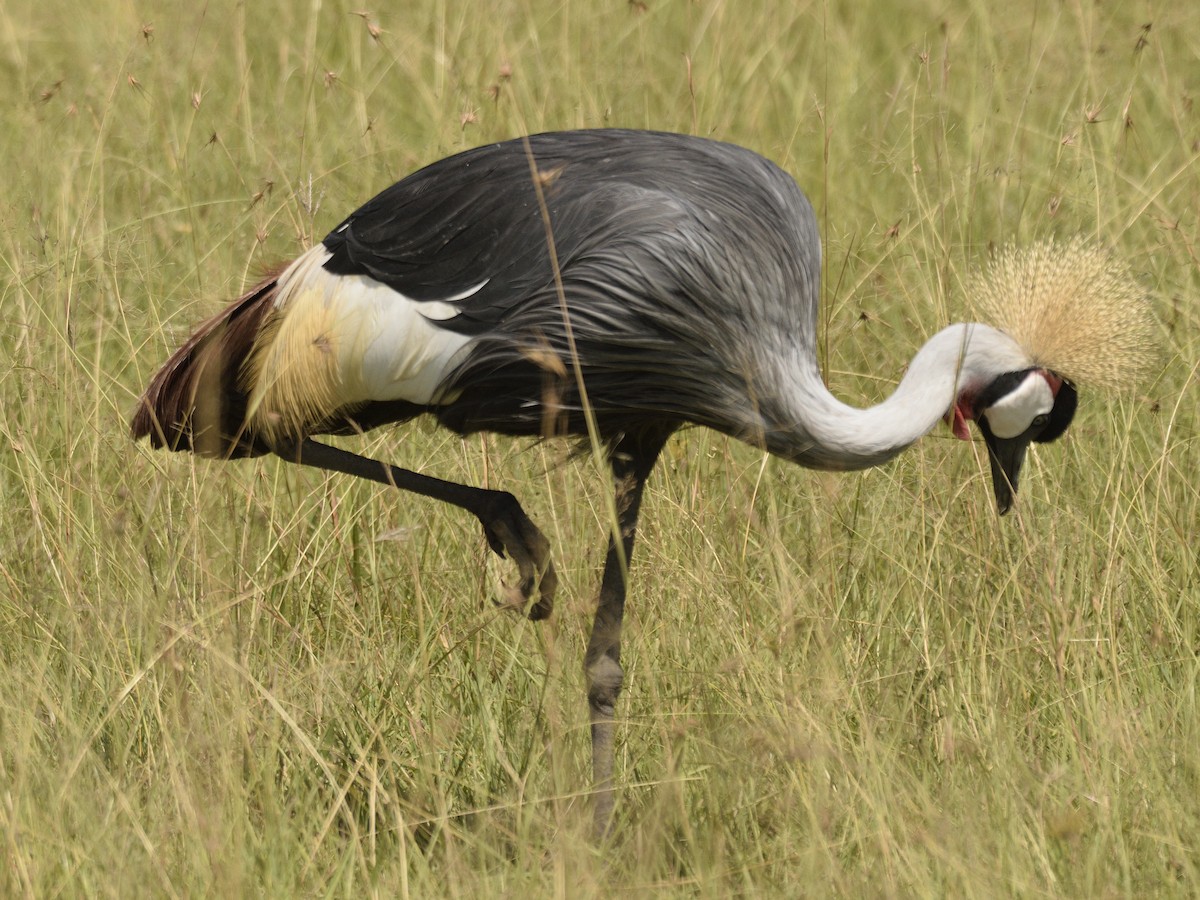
{"left": 130, "top": 271, "right": 284, "bottom": 459}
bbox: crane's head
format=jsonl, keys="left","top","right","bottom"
{"left": 947, "top": 366, "right": 1077, "bottom": 514}
{"left": 952, "top": 238, "right": 1153, "bottom": 515}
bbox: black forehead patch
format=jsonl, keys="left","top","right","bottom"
{"left": 971, "top": 369, "right": 1035, "bottom": 417}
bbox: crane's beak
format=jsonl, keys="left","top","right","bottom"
{"left": 980, "top": 428, "right": 1029, "bottom": 516}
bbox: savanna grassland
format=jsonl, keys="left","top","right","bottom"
{"left": 1, "top": 0, "right": 1197, "bottom": 896}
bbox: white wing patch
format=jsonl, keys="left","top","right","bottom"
{"left": 330, "top": 272, "right": 475, "bottom": 403}
{"left": 438, "top": 279, "right": 490, "bottom": 305}
{"left": 247, "top": 245, "right": 475, "bottom": 437}
{"left": 983, "top": 371, "right": 1054, "bottom": 439}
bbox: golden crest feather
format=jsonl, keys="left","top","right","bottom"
{"left": 969, "top": 237, "right": 1154, "bottom": 389}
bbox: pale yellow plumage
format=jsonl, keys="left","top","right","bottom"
{"left": 969, "top": 237, "right": 1155, "bottom": 389}
{"left": 244, "top": 247, "right": 346, "bottom": 440}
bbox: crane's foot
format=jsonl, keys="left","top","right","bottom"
{"left": 478, "top": 492, "right": 557, "bottom": 620}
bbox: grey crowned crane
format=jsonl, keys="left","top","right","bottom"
{"left": 131, "top": 129, "right": 1149, "bottom": 836}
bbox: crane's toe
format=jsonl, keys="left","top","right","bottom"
{"left": 479, "top": 496, "right": 557, "bottom": 620}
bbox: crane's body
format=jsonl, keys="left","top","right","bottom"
{"left": 140, "top": 130, "right": 1053, "bottom": 469}
{"left": 133, "top": 129, "right": 1110, "bottom": 837}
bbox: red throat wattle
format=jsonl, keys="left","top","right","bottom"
{"left": 1041, "top": 369, "right": 1063, "bottom": 397}
{"left": 947, "top": 399, "right": 974, "bottom": 441}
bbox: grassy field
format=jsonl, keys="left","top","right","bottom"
{"left": 2, "top": 0, "right": 1197, "bottom": 895}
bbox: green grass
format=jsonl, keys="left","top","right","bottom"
{"left": 2, "top": 0, "right": 1197, "bottom": 895}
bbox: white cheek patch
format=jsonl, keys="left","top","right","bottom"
{"left": 983, "top": 372, "right": 1054, "bottom": 438}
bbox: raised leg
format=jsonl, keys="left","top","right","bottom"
{"left": 275, "top": 437, "right": 557, "bottom": 619}
{"left": 585, "top": 429, "right": 670, "bottom": 838}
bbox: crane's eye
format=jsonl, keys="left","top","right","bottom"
{"left": 1031, "top": 413, "right": 1049, "bottom": 428}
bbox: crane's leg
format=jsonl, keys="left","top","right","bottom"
{"left": 585, "top": 430, "right": 669, "bottom": 839}
{"left": 274, "top": 437, "right": 556, "bottom": 619}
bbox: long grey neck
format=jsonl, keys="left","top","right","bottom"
{"left": 754, "top": 323, "right": 1022, "bottom": 471}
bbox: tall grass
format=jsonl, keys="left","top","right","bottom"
{"left": 1, "top": 0, "right": 1196, "bottom": 895}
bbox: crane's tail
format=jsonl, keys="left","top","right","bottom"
{"left": 130, "top": 270, "right": 284, "bottom": 459}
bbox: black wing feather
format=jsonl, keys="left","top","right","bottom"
{"left": 323, "top": 143, "right": 562, "bottom": 324}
